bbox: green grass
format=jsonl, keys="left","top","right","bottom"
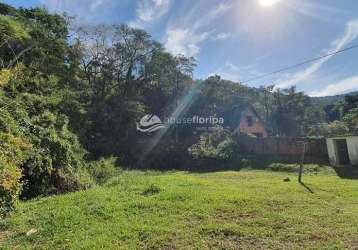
{"left": 1, "top": 168, "right": 358, "bottom": 249}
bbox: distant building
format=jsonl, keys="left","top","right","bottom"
{"left": 238, "top": 105, "right": 268, "bottom": 138}
{"left": 326, "top": 136, "right": 358, "bottom": 166}
{"left": 224, "top": 104, "right": 268, "bottom": 138}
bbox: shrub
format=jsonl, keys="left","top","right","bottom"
{"left": 308, "top": 121, "right": 350, "bottom": 137}
{"left": 189, "top": 130, "right": 228, "bottom": 160}
{"left": 0, "top": 132, "right": 30, "bottom": 214}
{"left": 268, "top": 163, "right": 299, "bottom": 173}
{"left": 189, "top": 136, "right": 217, "bottom": 159}
{"left": 0, "top": 15, "right": 30, "bottom": 42}
{"left": 189, "top": 129, "right": 240, "bottom": 161}
{"left": 216, "top": 139, "right": 239, "bottom": 161}
{"left": 0, "top": 69, "right": 12, "bottom": 86}
{"left": 21, "top": 113, "right": 91, "bottom": 198}
{"left": 240, "top": 158, "right": 252, "bottom": 168}
{"left": 0, "top": 158, "right": 22, "bottom": 217}
{"left": 0, "top": 92, "right": 95, "bottom": 201}
{"left": 54, "top": 167, "right": 94, "bottom": 194}
{"left": 88, "top": 157, "right": 120, "bottom": 185}
{"left": 342, "top": 107, "right": 358, "bottom": 133}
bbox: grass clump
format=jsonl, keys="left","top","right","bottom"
{"left": 88, "top": 157, "right": 120, "bottom": 185}
{"left": 267, "top": 163, "right": 330, "bottom": 174}
{"left": 142, "top": 184, "right": 162, "bottom": 196}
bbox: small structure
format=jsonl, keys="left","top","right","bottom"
{"left": 237, "top": 105, "right": 268, "bottom": 138}
{"left": 326, "top": 136, "right": 358, "bottom": 166}
{"left": 223, "top": 104, "right": 268, "bottom": 138}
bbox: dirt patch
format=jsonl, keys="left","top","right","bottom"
{"left": 0, "top": 230, "right": 9, "bottom": 245}
{"left": 214, "top": 207, "right": 259, "bottom": 223}
{"left": 203, "top": 234, "right": 290, "bottom": 250}
{"left": 346, "top": 238, "right": 358, "bottom": 250}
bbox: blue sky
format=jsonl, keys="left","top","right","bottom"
{"left": 3, "top": 0, "right": 358, "bottom": 96}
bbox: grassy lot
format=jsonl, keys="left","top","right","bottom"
{"left": 1, "top": 167, "right": 358, "bottom": 249}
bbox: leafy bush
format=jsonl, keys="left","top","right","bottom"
{"left": 20, "top": 112, "right": 92, "bottom": 198}
{"left": 0, "top": 89, "right": 92, "bottom": 201}
{"left": 216, "top": 139, "right": 239, "bottom": 161}
{"left": 0, "top": 15, "right": 30, "bottom": 42}
{"left": 0, "top": 132, "right": 31, "bottom": 215}
{"left": 189, "top": 129, "right": 240, "bottom": 161}
{"left": 240, "top": 158, "right": 253, "bottom": 168}
{"left": 268, "top": 163, "right": 299, "bottom": 173}
{"left": 342, "top": 107, "right": 358, "bottom": 133}
{"left": 88, "top": 157, "right": 120, "bottom": 185}
{"left": 54, "top": 167, "right": 94, "bottom": 194}
{"left": 308, "top": 121, "right": 350, "bottom": 137}
{"left": 0, "top": 158, "right": 22, "bottom": 216}
{"left": 0, "top": 65, "right": 94, "bottom": 211}
{"left": 189, "top": 134, "right": 216, "bottom": 160}
{"left": 0, "top": 69, "right": 12, "bottom": 86}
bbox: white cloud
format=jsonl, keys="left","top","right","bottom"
{"left": 89, "top": 0, "right": 106, "bottom": 12}
{"left": 192, "top": 3, "right": 233, "bottom": 30}
{"left": 40, "top": 0, "right": 122, "bottom": 24}
{"left": 212, "top": 3, "right": 232, "bottom": 15}
{"left": 138, "top": 0, "right": 172, "bottom": 22}
{"left": 44, "top": 0, "right": 172, "bottom": 28}
{"left": 129, "top": 0, "right": 172, "bottom": 28}
{"left": 287, "top": 1, "right": 348, "bottom": 23}
{"left": 209, "top": 61, "right": 262, "bottom": 82}
{"left": 212, "top": 32, "right": 233, "bottom": 41}
{"left": 42, "top": 0, "right": 109, "bottom": 14}
{"left": 310, "top": 75, "right": 358, "bottom": 97}
{"left": 164, "top": 28, "right": 213, "bottom": 57}
{"left": 276, "top": 18, "right": 358, "bottom": 89}
{"left": 164, "top": 2, "right": 233, "bottom": 57}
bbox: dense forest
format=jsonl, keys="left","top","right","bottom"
{"left": 0, "top": 3, "right": 357, "bottom": 216}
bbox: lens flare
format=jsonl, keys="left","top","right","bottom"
{"left": 259, "top": 0, "right": 280, "bottom": 7}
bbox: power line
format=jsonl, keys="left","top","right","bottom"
{"left": 240, "top": 43, "right": 358, "bottom": 84}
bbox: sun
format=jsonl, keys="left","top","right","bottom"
{"left": 259, "top": 0, "right": 280, "bottom": 7}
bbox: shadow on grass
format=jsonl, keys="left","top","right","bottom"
{"left": 333, "top": 166, "right": 358, "bottom": 180}
{"left": 173, "top": 156, "right": 308, "bottom": 173}
{"left": 182, "top": 156, "right": 330, "bottom": 174}
{"left": 299, "top": 181, "right": 314, "bottom": 193}
{"left": 131, "top": 155, "right": 331, "bottom": 174}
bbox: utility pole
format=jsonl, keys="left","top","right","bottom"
{"left": 298, "top": 141, "right": 308, "bottom": 183}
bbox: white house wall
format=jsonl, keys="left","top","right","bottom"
{"left": 347, "top": 137, "right": 358, "bottom": 165}
{"left": 326, "top": 138, "right": 338, "bottom": 166}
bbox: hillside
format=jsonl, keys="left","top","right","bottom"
{"left": 2, "top": 169, "right": 358, "bottom": 249}
{"left": 311, "top": 91, "right": 358, "bottom": 107}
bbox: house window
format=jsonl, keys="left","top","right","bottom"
{"left": 247, "top": 116, "right": 253, "bottom": 127}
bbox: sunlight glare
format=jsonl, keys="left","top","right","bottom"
{"left": 259, "top": 0, "right": 280, "bottom": 7}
